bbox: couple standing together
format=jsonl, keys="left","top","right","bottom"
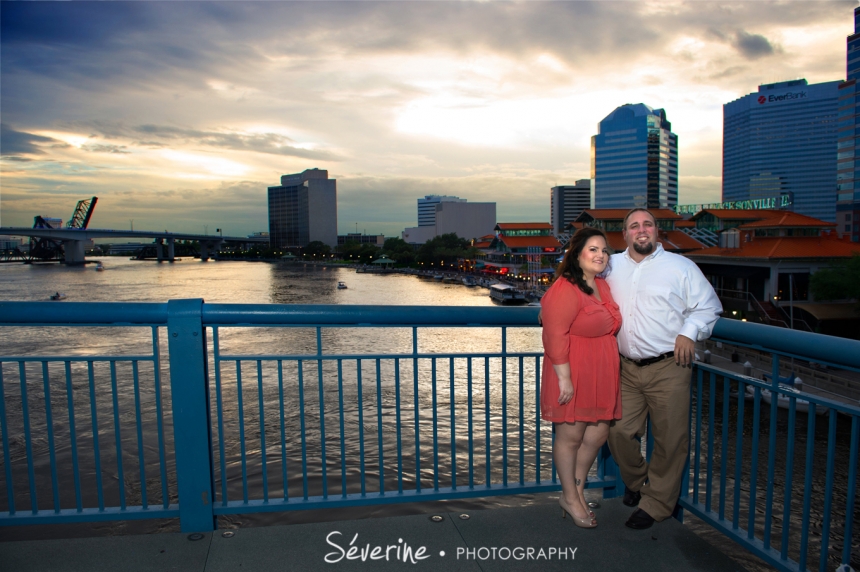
{"left": 540, "top": 208, "right": 723, "bottom": 530}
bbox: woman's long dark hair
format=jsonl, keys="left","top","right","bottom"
{"left": 554, "top": 227, "right": 611, "bottom": 295}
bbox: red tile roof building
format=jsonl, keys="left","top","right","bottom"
{"left": 570, "top": 208, "right": 704, "bottom": 254}
{"left": 565, "top": 207, "right": 860, "bottom": 334}
{"left": 684, "top": 210, "right": 860, "bottom": 333}
{"left": 479, "top": 222, "right": 561, "bottom": 277}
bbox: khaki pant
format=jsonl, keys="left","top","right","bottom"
{"left": 607, "top": 356, "right": 692, "bottom": 521}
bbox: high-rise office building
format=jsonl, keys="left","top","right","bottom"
{"left": 268, "top": 168, "right": 337, "bottom": 248}
{"left": 591, "top": 104, "right": 678, "bottom": 209}
{"left": 551, "top": 180, "right": 591, "bottom": 235}
{"left": 418, "top": 195, "right": 466, "bottom": 227}
{"left": 723, "top": 79, "right": 840, "bottom": 223}
{"left": 403, "top": 200, "right": 496, "bottom": 244}
{"left": 434, "top": 201, "right": 496, "bottom": 240}
{"left": 838, "top": 6, "right": 860, "bottom": 241}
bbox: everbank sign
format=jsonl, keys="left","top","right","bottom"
{"left": 757, "top": 91, "right": 808, "bottom": 105}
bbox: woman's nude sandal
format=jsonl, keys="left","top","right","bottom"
{"left": 559, "top": 497, "right": 597, "bottom": 528}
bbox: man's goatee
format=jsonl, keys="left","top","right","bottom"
{"left": 633, "top": 242, "right": 654, "bottom": 256}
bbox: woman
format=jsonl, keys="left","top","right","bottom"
{"left": 541, "top": 227, "right": 621, "bottom": 528}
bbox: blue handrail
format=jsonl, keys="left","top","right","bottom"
{"left": 1, "top": 301, "right": 858, "bottom": 572}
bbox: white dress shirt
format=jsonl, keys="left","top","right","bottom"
{"left": 604, "top": 243, "right": 722, "bottom": 360}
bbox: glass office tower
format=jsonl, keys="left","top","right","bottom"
{"left": 723, "top": 79, "right": 840, "bottom": 222}
{"left": 837, "top": 6, "right": 860, "bottom": 241}
{"left": 591, "top": 103, "right": 678, "bottom": 209}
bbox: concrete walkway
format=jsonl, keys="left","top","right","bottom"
{"left": 0, "top": 498, "right": 748, "bottom": 572}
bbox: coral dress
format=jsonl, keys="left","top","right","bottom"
{"left": 540, "top": 277, "right": 622, "bottom": 423}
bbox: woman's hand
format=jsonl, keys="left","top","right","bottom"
{"left": 552, "top": 363, "right": 573, "bottom": 405}
{"left": 557, "top": 376, "right": 574, "bottom": 405}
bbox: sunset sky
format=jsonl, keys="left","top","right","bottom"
{"left": 0, "top": 1, "right": 853, "bottom": 237}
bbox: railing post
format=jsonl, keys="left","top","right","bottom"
{"left": 167, "top": 299, "right": 215, "bottom": 532}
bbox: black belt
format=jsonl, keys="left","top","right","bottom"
{"left": 623, "top": 352, "right": 674, "bottom": 367}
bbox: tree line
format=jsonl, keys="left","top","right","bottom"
{"left": 304, "top": 233, "right": 479, "bottom": 266}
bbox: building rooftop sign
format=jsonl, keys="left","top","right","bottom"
{"left": 674, "top": 195, "right": 792, "bottom": 215}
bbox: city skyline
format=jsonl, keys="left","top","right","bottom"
{"left": 0, "top": 1, "right": 852, "bottom": 236}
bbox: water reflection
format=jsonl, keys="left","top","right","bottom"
{"left": 0, "top": 260, "right": 546, "bottom": 533}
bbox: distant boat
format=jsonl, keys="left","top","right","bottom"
{"left": 50, "top": 292, "right": 67, "bottom": 301}
{"left": 462, "top": 276, "right": 477, "bottom": 287}
{"left": 433, "top": 274, "right": 443, "bottom": 281}
{"left": 337, "top": 281, "right": 348, "bottom": 289}
{"left": 525, "top": 289, "right": 544, "bottom": 301}
{"left": 744, "top": 383, "right": 829, "bottom": 415}
{"left": 489, "top": 283, "right": 526, "bottom": 305}
{"left": 95, "top": 262, "right": 105, "bottom": 271}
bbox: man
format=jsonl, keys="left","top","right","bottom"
{"left": 605, "top": 208, "right": 722, "bottom": 530}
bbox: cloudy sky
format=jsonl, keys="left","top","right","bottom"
{"left": 0, "top": 1, "right": 853, "bottom": 237}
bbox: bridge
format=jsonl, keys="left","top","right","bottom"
{"left": 0, "top": 227, "right": 269, "bottom": 264}
{"left": 0, "top": 302, "right": 857, "bottom": 571}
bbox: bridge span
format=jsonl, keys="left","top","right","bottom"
{"left": 0, "top": 227, "right": 269, "bottom": 264}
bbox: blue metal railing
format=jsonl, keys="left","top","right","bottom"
{"left": 0, "top": 301, "right": 858, "bottom": 572}
{"left": 680, "top": 321, "right": 860, "bottom": 572}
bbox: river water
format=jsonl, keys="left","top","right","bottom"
{"left": 0, "top": 258, "right": 856, "bottom": 572}
{"left": 0, "top": 258, "right": 544, "bottom": 525}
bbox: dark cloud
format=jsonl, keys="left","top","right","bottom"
{"left": 0, "top": 123, "right": 67, "bottom": 156}
{"left": 201, "top": 132, "right": 338, "bottom": 161}
{"left": 709, "top": 65, "right": 749, "bottom": 80}
{"left": 133, "top": 125, "right": 340, "bottom": 160}
{"left": 81, "top": 144, "right": 130, "bottom": 154}
{"left": 0, "top": 3, "right": 150, "bottom": 49}
{"left": 0, "top": 2, "right": 249, "bottom": 88}
{"left": 62, "top": 121, "right": 341, "bottom": 160}
{"left": 705, "top": 24, "right": 778, "bottom": 60}
{"left": 0, "top": 2, "right": 837, "bottom": 99}
{"left": 733, "top": 30, "right": 776, "bottom": 59}
{"left": 0, "top": 2, "right": 692, "bottom": 88}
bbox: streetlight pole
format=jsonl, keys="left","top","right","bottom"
{"left": 789, "top": 273, "right": 794, "bottom": 330}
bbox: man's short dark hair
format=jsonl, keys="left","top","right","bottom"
{"left": 623, "top": 208, "right": 656, "bottom": 230}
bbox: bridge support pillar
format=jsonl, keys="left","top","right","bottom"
{"left": 200, "top": 242, "right": 209, "bottom": 262}
{"left": 167, "top": 238, "right": 175, "bottom": 262}
{"left": 63, "top": 240, "right": 87, "bottom": 265}
{"left": 156, "top": 240, "right": 164, "bottom": 262}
